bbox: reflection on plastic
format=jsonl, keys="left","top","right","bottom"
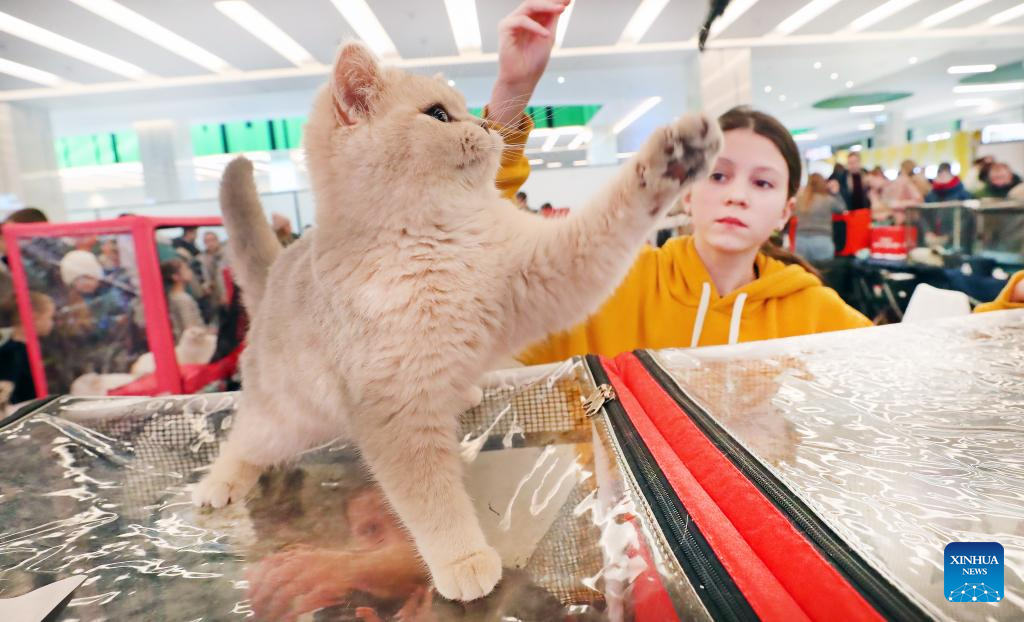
{"left": 0, "top": 358, "right": 694, "bottom": 620}
{"left": 651, "top": 311, "right": 1024, "bottom": 622}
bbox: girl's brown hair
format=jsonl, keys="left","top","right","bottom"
{"left": 717, "top": 106, "right": 821, "bottom": 277}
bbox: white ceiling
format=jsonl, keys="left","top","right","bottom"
{"left": 1, "top": 0, "right": 1022, "bottom": 156}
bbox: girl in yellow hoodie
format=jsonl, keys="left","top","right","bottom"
{"left": 513, "top": 107, "right": 1024, "bottom": 366}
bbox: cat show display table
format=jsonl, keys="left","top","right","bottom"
{"left": 0, "top": 310, "right": 1021, "bottom": 621}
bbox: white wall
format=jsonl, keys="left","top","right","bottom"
{"left": 518, "top": 164, "right": 621, "bottom": 211}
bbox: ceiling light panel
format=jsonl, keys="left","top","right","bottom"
{"left": 846, "top": 0, "right": 922, "bottom": 32}
{"left": 0, "top": 10, "right": 149, "bottom": 79}
{"left": 613, "top": 97, "right": 662, "bottom": 134}
{"left": 619, "top": 0, "right": 670, "bottom": 45}
{"left": 0, "top": 57, "right": 72, "bottom": 86}
{"left": 947, "top": 64, "right": 996, "bottom": 74}
{"left": 215, "top": 1, "right": 315, "bottom": 67}
{"left": 329, "top": 0, "right": 399, "bottom": 59}
{"left": 920, "top": 0, "right": 994, "bottom": 28}
{"left": 987, "top": 3, "right": 1024, "bottom": 24}
{"left": 443, "top": 0, "right": 483, "bottom": 54}
{"left": 555, "top": 0, "right": 574, "bottom": 48}
{"left": 69, "top": 0, "right": 232, "bottom": 73}
{"left": 773, "top": 0, "right": 843, "bottom": 36}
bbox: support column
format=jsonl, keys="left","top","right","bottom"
{"left": 0, "top": 102, "right": 66, "bottom": 221}
{"left": 875, "top": 110, "right": 907, "bottom": 147}
{"left": 698, "top": 48, "right": 752, "bottom": 118}
{"left": 134, "top": 119, "right": 197, "bottom": 203}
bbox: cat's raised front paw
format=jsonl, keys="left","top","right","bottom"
{"left": 431, "top": 546, "right": 502, "bottom": 601}
{"left": 634, "top": 113, "right": 722, "bottom": 213}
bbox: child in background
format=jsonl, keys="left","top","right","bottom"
{"left": 0, "top": 292, "right": 55, "bottom": 405}
{"left": 161, "top": 258, "right": 204, "bottom": 341}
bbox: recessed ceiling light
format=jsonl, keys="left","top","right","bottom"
{"left": 920, "top": 0, "right": 995, "bottom": 29}
{"left": 845, "top": 80, "right": 854, "bottom": 88}
{"left": 528, "top": 158, "right": 544, "bottom": 165}
{"left": 947, "top": 64, "right": 997, "bottom": 74}
{"left": 830, "top": 72, "right": 839, "bottom": 80}
{"left": 442, "top": 0, "right": 482, "bottom": 55}
{"left": 850, "top": 104, "right": 885, "bottom": 113}
{"left": 987, "top": 3, "right": 1024, "bottom": 25}
{"left": 850, "top": 144, "right": 863, "bottom": 151}
{"left": 926, "top": 131, "right": 952, "bottom": 142}
{"left": 773, "top": 0, "right": 843, "bottom": 35}
{"left": 557, "top": 75, "right": 565, "bottom": 84}
{"left": 215, "top": 1, "right": 315, "bottom": 67}
{"left": 908, "top": 56, "right": 918, "bottom": 64}
{"left": 73, "top": 0, "right": 233, "bottom": 72}
{"left": 447, "top": 79, "right": 455, "bottom": 87}
{"left": 573, "top": 159, "right": 589, "bottom": 166}
{"left": 953, "top": 81, "right": 1023, "bottom": 93}
{"left": 778, "top": 94, "right": 787, "bottom": 102}
{"left": 0, "top": 10, "right": 149, "bottom": 79}
{"left": 813, "top": 61, "right": 822, "bottom": 69}
{"left": 619, "top": 0, "right": 670, "bottom": 44}
{"left": 846, "top": 0, "right": 922, "bottom": 32}
{"left": 793, "top": 132, "right": 819, "bottom": 142}
{"left": 764, "top": 85, "right": 773, "bottom": 93}
{"left": 613, "top": 96, "right": 662, "bottom": 134}
{"left": 546, "top": 161, "right": 564, "bottom": 168}
{"left": 858, "top": 122, "right": 876, "bottom": 130}
{"left": 0, "top": 57, "right": 72, "bottom": 86}
{"left": 555, "top": 0, "right": 574, "bottom": 48}
{"left": 328, "top": 0, "right": 399, "bottom": 59}
{"left": 541, "top": 134, "right": 559, "bottom": 152}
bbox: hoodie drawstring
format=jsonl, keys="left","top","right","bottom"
{"left": 691, "top": 284, "right": 746, "bottom": 347}
{"left": 728, "top": 293, "right": 747, "bottom": 345}
{"left": 690, "top": 282, "right": 711, "bottom": 348}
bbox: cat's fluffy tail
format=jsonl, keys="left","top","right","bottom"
{"left": 219, "top": 157, "right": 280, "bottom": 311}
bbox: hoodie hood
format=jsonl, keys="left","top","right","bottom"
{"left": 667, "top": 236, "right": 822, "bottom": 345}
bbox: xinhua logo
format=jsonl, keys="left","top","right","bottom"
{"left": 944, "top": 542, "right": 1003, "bottom": 603}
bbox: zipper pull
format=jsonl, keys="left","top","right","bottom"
{"left": 583, "top": 384, "right": 617, "bottom": 418}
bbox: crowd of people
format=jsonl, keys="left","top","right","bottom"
{"left": 0, "top": 206, "right": 303, "bottom": 406}
{"left": 790, "top": 152, "right": 1024, "bottom": 262}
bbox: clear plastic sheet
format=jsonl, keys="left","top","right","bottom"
{"left": 650, "top": 310, "right": 1024, "bottom": 621}
{"left": 0, "top": 359, "right": 698, "bottom": 621}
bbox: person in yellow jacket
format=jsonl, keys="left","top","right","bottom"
{"left": 482, "top": 1, "right": 1024, "bottom": 367}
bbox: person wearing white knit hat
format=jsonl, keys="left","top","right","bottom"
{"left": 60, "top": 250, "right": 103, "bottom": 294}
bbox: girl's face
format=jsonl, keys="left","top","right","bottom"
{"left": 684, "top": 128, "right": 794, "bottom": 255}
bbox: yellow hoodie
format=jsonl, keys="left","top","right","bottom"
{"left": 519, "top": 236, "right": 872, "bottom": 365}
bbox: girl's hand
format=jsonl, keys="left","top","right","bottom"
{"left": 487, "top": 0, "right": 570, "bottom": 127}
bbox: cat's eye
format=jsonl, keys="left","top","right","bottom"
{"left": 425, "top": 105, "right": 450, "bottom": 123}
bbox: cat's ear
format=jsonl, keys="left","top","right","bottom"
{"left": 331, "top": 41, "right": 383, "bottom": 126}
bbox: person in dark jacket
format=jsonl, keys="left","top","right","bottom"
{"left": 974, "top": 162, "right": 1022, "bottom": 199}
{"left": 830, "top": 152, "right": 870, "bottom": 211}
{"left": 921, "top": 162, "right": 973, "bottom": 244}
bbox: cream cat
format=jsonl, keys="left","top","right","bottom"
{"left": 192, "top": 41, "right": 721, "bottom": 601}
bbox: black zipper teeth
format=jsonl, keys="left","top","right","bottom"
{"left": 634, "top": 350, "right": 931, "bottom": 622}
{"left": 585, "top": 356, "right": 759, "bottom": 622}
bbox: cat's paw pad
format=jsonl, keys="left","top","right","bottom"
{"left": 191, "top": 467, "right": 259, "bottom": 508}
{"left": 640, "top": 113, "right": 722, "bottom": 188}
{"left": 431, "top": 547, "right": 502, "bottom": 601}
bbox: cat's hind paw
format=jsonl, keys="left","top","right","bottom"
{"left": 431, "top": 546, "right": 502, "bottom": 601}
